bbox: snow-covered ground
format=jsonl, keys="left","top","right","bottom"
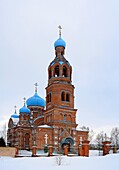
{"left": 17, "top": 149, "right": 103, "bottom": 157}
{"left": 0, "top": 151, "right": 119, "bottom": 170}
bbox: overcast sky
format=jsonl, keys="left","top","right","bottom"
{"left": 0, "top": 0, "right": 119, "bottom": 134}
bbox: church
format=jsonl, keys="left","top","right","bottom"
{"left": 7, "top": 27, "right": 89, "bottom": 153}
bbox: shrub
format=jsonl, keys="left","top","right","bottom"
{"left": 0, "top": 137, "right": 6, "bottom": 147}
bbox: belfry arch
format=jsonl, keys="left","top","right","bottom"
{"left": 63, "top": 66, "right": 67, "bottom": 77}
{"left": 54, "top": 65, "right": 59, "bottom": 77}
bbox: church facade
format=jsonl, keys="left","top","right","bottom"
{"left": 7, "top": 28, "right": 89, "bottom": 152}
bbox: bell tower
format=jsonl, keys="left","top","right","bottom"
{"left": 45, "top": 26, "right": 77, "bottom": 130}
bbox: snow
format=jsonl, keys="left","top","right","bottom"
{"left": 38, "top": 125, "right": 52, "bottom": 128}
{"left": 18, "top": 150, "right": 32, "bottom": 156}
{"left": 18, "top": 150, "right": 104, "bottom": 157}
{"left": 12, "top": 118, "right": 19, "bottom": 125}
{"left": 18, "top": 150, "right": 50, "bottom": 156}
{"left": 0, "top": 152, "right": 119, "bottom": 170}
{"left": 76, "top": 127, "right": 89, "bottom": 132}
{"left": 89, "top": 150, "right": 103, "bottom": 156}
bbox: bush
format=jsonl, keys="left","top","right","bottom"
{"left": 0, "top": 137, "right": 6, "bottom": 147}
{"left": 44, "top": 146, "right": 48, "bottom": 153}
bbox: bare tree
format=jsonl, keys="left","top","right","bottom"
{"left": 111, "top": 127, "right": 119, "bottom": 149}
{"left": 88, "top": 129, "right": 95, "bottom": 143}
{"left": 95, "top": 131, "right": 105, "bottom": 155}
{"left": 55, "top": 155, "right": 63, "bottom": 166}
{"left": 96, "top": 131, "right": 104, "bottom": 145}
{"left": 0, "top": 137, "right": 6, "bottom": 147}
{"left": 88, "top": 129, "right": 95, "bottom": 149}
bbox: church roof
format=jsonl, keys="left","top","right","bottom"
{"left": 26, "top": 92, "right": 46, "bottom": 107}
{"left": 11, "top": 107, "right": 19, "bottom": 125}
{"left": 38, "top": 125, "right": 52, "bottom": 128}
{"left": 11, "top": 106, "right": 19, "bottom": 119}
{"left": 54, "top": 25, "right": 66, "bottom": 49}
{"left": 54, "top": 37, "right": 66, "bottom": 49}
{"left": 19, "top": 104, "right": 30, "bottom": 114}
{"left": 11, "top": 112, "right": 19, "bottom": 119}
{"left": 50, "top": 55, "right": 70, "bottom": 67}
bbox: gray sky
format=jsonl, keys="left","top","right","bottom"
{"left": 0, "top": 0, "right": 119, "bottom": 134}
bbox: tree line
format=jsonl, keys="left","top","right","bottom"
{"left": 88, "top": 127, "right": 119, "bottom": 150}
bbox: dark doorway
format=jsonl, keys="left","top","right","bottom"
{"left": 62, "top": 143, "right": 70, "bottom": 151}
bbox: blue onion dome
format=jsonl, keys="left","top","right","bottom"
{"left": 11, "top": 112, "right": 19, "bottom": 119}
{"left": 54, "top": 26, "right": 66, "bottom": 49}
{"left": 11, "top": 106, "right": 19, "bottom": 119}
{"left": 54, "top": 37, "right": 66, "bottom": 49}
{"left": 26, "top": 92, "right": 46, "bottom": 107}
{"left": 19, "top": 104, "right": 30, "bottom": 114}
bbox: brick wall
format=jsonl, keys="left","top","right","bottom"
{"left": 0, "top": 147, "right": 16, "bottom": 157}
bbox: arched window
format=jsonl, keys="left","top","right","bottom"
{"left": 61, "top": 92, "right": 65, "bottom": 101}
{"left": 70, "top": 72, "right": 72, "bottom": 80}
{"left": 25, "top": 133, "right": 30, "bottom": 148}
{"left": 38, "top": 109, "right": 41, "bottom": 115}
{"left": 49, "top": 69, "right": 51, "bottom": 79}
{"left": 63, "top": 66, "right": 67, "bottom": 77}
{"left": 54, "top": 65, "right": 59, "bottom": 77}
{"left": 47, "top": 94, "right": 49, "bottom": 103}
{"left": 66, "top": 93, "right": 70, "bottom": 102}
{"left": 49, "top": 93, "right": 51, "bottom": 102}
{"left": 24, "top": 114, "right": 27, "bottom": 120}
{"left": 47, "top": 93, "right": 52, "bottom": 103}
{"left": 61, "top": 128, "right": 63, "bottom": 132}
{"left": 68, "top": 115, "right": 72, "bottom": 122}
{"left": 64, "top": 115, "right": 67, "bottom": 121}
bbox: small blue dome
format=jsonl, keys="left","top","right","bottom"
{"left": 54, "top": 37, "right": 66, "bottom": 49}
{"left": 19, "top": 105, "right": 30, "bottom": 114}
{"left": 11, "top": 112, "right": 19, "bottom": 119}
{"left": 26, "top": 92, "right": 46, "bottom": 107}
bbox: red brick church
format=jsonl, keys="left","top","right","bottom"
{"left": 7, "top": 27, "right": 89, "bottom": 153}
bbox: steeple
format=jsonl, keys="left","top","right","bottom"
{"left": 48, "top": 27, "right": 72, "bottom": 85}
{"left": 46, "top": 27, "right": 74, "bottom": 111}
{"left": 11, "top": 106, "right": 19, "bottom": 119}
{"left": 26, "top": 83, "right": 45, "bottom": 107}
{"left": 19, "top": 98, "right": 30, "bottom": 114}
{"left": 54, "top": 26, "right": 66, "bottom": 50}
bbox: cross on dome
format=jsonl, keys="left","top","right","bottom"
{"left": 11, "top": 105, "right": 19, "bottom": 119}
{"left": 58, "top": 25, "right": 62, "bottom": 38}
{"left": 14, "top": 105, "right": 17, "bottom": 113}
{"left": 23, "top": 97, "right": 26, "bottom": 106}
{"left": 54, "top": 26, "right": 66, "bottom": 49}
{"left": 34, "top": 83, "right": 38, "bottom": 93}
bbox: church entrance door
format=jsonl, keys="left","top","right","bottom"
{"left": 60, "top": 137, "right": 74, "bottom": 152}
